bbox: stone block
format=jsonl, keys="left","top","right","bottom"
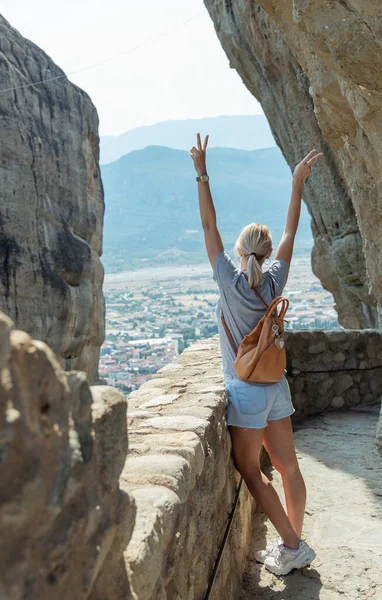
{"left": 326, "top": 330, "right": 348, "bottom": 343}
{"left": 344, "top": 356, "right": 357, "bottom": 369}
{"left": 131, "top": 432, "right": 206, "bottom": 476}
{"left": 337, "top": 342, "right": 351, "bottom": 351}
{"left": 121, "top": 459, "right": 197, "bottom": 529}
{"left": 91, "top": 386, "right": 128, "bottom": 496}
{"left": 130, "top": 387, "right": 169, "bottom": 401}
{"left": 142, "top": 377, "right": 173, "bottom": 388}
{"left": 333, "top": 351, "right": 346, "bottom": 363}
{"left": 175, "top": 407, "right": 213, "bottom": 421}
{"left": 363, "top": 394, "right": 375, "bottom": 404}
{"left": 123, "top": 487, "right": 175, "bottom": 600}
{"left": 127, "top": 443, "right": 151, "bottom": 456}
{"left": 299, "top": 332, "right": 313, "bottom": 340}
{"left": 316, "top": 395, "right": 332, "bottom": 411}
{"left": 138, "top": 415, "right": 208, "bottom": 435}
{"left": 334, "top": 374, "right": 354, "bottom": 396}
{"left": 347, "top": 388, "right": 361, "bottom": 407}
{"left": 308, "top": 341, "right": 327, "bottom": 355}
{"left": 331, "top": 396, "right": 345, "bottom": 409}
{"left": 370, "top": 377, "right": 382, "bottom": 396}
{"left": 157, "top": 363, "right": 183, "bottom": 373}
{"left": 139, "top": 394, "right": 180, "bottom": 409}
{"left": 320, "top": 378, "right": 334, "bottom": 395}
{"left": 366, "top": 337, "right": 381, "bottom": 358}
{"left": 128, "top": 410, "right": 161, "bottom": 420}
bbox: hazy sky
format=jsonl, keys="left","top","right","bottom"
{"left": 2, "top": 0, "right": 264, "bottom": 136}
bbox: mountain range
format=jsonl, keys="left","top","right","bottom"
{"left": 100, "top": 115, "right": 276, "bottom": 165}
{"left": 100, "top": 144, "right": 313, "bottom": 273}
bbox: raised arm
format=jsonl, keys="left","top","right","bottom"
{"left": 275, "top": 149, "right": 323, "bottom": 265}
{"left": 190, "top": 133, "right": 223, "bottom": 268}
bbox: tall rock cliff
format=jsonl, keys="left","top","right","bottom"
{"left": 204, "top": 0, "right": 381, "bottom": 329}
{"left": 0, "top": 15, "right": 104, "bottom": 383}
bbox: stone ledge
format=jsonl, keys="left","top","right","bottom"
{"left": 120, "top": 336, "right": 256, "bottom": 600}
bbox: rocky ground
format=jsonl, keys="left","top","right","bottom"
{"left": 240, "top": 404, "right": 382, "bottom": 600}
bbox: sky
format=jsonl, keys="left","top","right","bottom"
{"left": 2, "top": 0, "right": 264, "bottom": 136}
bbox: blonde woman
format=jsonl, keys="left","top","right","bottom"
{"left": 190, "top": 133, "right": 323, "bottom": 576}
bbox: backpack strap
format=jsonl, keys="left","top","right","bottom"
{"left": 220, "top": 274, "right": 277, "bottom": 356}
{"left": 220, "top": 311, "right": 238, "bottom": 355}
{"left": 242, "top": 272, "right": 275, "bottom": 309}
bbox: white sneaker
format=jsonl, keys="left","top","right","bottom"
{"left": 263, "top": 540, "right": 316, "bottom": 575}
{"left": 254, "top": 537, "right": 283, "bottom": 564}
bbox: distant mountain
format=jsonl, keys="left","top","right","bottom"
{"left": 100, "top": 115, "right": 275, "bottom": 164}
{"left": 100, "top": 145, "right": 312, "bottom": 273}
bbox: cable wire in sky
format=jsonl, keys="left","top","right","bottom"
{"left": 0, "top": 12, "right": 203, "bottom": 95}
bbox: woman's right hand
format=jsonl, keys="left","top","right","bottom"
{"left": 292, "top": 149, "right": 324, "bottom": 186}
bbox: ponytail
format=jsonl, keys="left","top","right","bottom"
{"left": 247, "top": 253, "right": 264, "bottom": 289}
{"left": 234, "top": 223, "right": 272, "bottom": 291}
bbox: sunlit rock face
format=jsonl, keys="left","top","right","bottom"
{"left": 0, "top": 15, "right": 105, "bottom": 382}
{"left": 0, "top": 312, "right": 132, "bottom": 599}
{"left": 204, "top": 0, "right": 381, "bottom": 328}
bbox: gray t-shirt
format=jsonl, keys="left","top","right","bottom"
{"left": 212, "top": 250, "right": 290, "bottom": 383}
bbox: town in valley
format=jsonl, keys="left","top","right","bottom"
{"left": 100, "top": 254, "right": 339, "bottom": 393}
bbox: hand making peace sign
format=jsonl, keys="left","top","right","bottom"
{"left": 190, "top": 133, "right": 209, "bottom": 176}
{"left": 293, "top": 148, "right": 324, "bottom": 185}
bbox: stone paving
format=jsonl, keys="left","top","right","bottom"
{"left": 239, "top": 403, "right": 382, "bottom": 600}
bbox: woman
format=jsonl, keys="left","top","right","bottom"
{"left": 190, "top": 133, "right": 323, "bottom": 576}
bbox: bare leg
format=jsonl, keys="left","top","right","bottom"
{"left": 263, "top": 416, "right": 306, "bottom": 539}
{"left": 228, "top": 425, "right": 301, "bottom": 549}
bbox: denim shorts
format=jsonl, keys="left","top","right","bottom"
{"left": 224, "top": 374, "right": 295, "bottom": 429}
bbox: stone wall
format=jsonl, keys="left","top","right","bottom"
{"left": 203, "top": 0, "right": 381, "bottom": 329}
{"left": 285, "top": 329, "right": 382, "bottom": 420}
{"left": 120, "top": 337, "right": 257, "bottom": 600}
{"left": 0, "top": 15, "right": 105, "bottom": 384}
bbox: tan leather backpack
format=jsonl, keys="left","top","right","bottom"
{"left": 220, "top": 274, "right": 289, "bottom": 383}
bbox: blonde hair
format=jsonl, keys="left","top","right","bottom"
{"left": 234, "top": 223, "right": 272, "bottom": 290}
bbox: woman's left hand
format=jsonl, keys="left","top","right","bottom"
{"left": 190, "top": 133, "right": 209, "bottom": 176}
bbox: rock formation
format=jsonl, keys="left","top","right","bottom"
{"left": 0, "top": 312, "right": 134, "bottom": 599}
{"left": 0, "top": 15, "right": 104, "bottom": 383}
{"left": 203, "top": 0, "right": 381, "bottom": 329}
